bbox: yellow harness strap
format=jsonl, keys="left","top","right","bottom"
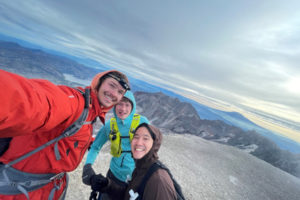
{"left": 109, "top": 114, "right": 141, "bottom": 157}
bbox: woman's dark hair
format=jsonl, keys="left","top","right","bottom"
{"left": 134, "top": 123, "right": 156, "bottom": 140}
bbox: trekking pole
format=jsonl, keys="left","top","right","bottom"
{"left": 89, "top": 190, "right": 98, "bottom": 200}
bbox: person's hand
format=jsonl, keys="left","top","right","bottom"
{"left": 82, "top": 164, "right": 96, "bottom": 185}
{"left": 90, "top": 173, "right": 109, "bottom": 192}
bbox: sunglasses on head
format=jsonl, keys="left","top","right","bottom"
{"left": 107, "top": 74, "right": 130, "bottom": 90}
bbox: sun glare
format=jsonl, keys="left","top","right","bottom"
{"left": 285, "top": 77, "right": 300, "bottom": 94}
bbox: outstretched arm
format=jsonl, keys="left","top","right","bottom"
{"left": 0, "top": 70, "right": 77, "bottom": 137}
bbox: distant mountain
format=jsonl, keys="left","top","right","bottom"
{"left": 131, "top": 77, "right": 300, "bottom": 153}
{"left": 1, "top": 39, "right": 299, "bottom": 153}
{"left": 0, "top": 41, "right": 100, "bottom": 84}
{"left": 130, "top": 77, "right": 264, "bottom": 129}
{"left": 134, "top": 91, "right": 300, "bottom": 178}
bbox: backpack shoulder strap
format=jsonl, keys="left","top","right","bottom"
{"left": 159, "top": 162, "right": 185, "bottom": 200}
{"left": 5, "top": 88, "right": 91, "bottom": 167}
{"left": 109, "top": 117, "right": 118, "bottom": 134}
{"left": 137, "top": 161, "right": 185, "bottom": 200}
{"left": 109, "top": 117, "right": 123, "bottom": 157}
{"left": 129, "top": 114, "right": 140, "bottom": 141}
{"left": 136, "top": 162, "right": 161, "bottom": 200}
{"left": 1, "top": 88, "right": 90, "bottom": 200}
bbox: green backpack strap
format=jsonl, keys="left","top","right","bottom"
{"left": 109, "top": 118, "right": 122, "bottom": 157}
{"left": 129, "top": 114, "right": 141, "bottom": 141}
{"left": 109, "top": 114, "right": 141, "bottom": 157}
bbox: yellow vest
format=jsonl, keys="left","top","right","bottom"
{"left": 109, "top": 114, "right": 141, "bottom": 157}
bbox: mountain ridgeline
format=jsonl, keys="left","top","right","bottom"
{"left": 1, "top": 39, "right": 300, "bottom": 179}
{"left": 134, "top": 91, "right": 300, "bottom": 178}
{"left": 0, "top": 41, "right": 100, "bottom": 85}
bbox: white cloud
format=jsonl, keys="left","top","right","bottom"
{"left": 0, "top": 0, "right": 300, "bottom": 134}
{"left": 284, "top": 76, "right": 300, "bottom": 95}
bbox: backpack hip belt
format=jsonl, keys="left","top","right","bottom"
{"left": 0, "top": 164, "right": 68, "bottom": 200}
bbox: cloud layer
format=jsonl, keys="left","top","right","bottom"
{"left": 0, "top": 0, "right": 299, "bottom": 137}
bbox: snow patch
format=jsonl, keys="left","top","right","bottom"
{"left": 229, "top": 175, "right": 238, "bottom": 185}
{"left": 213, "top": 137, "right": 230, "bottom": 143}
{"left": 64, "top": 73, "right": 91, "bottom": 86}
{"left": 238, "top": 144, "right": 258, "bottom": 153}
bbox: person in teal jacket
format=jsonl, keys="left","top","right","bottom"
{"left": 82, "top": 90, "right": 149, "bottom": 200}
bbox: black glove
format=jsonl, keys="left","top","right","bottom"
{"left": 91, "top": 173, "right": 109, "bottom": 192}
{"left": 82, "top": 164, "right": 96, "bottom": 185}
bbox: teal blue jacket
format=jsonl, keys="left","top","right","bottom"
{"left": 85, "top": 90, "right": 149, "bottom": 182}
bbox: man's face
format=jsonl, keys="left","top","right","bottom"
{"left": 97, "top": 77, "right": 126, "bottom": 108}
{"left": 115, "top": 99, "right": 132, "bottom": 120}
{"left": 131, "top": 127, "right": 154, "bottom": 160}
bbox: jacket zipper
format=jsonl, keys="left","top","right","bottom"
{"left": 121, "top": 154, "right": 125, "bottom": 167}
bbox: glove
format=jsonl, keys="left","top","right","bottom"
{"left": 91, "top": 173, "right": 109, "bottom": 192}
{"left": 82, "top": 164, "right": 96, "bottom": 185}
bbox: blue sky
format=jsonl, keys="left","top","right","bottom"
{"left": 0, "top": 0, "right": 299, "bottom": 142}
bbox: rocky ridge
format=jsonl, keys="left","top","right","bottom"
{"left": 134, "top": 91, "right": 300, "bottom": 178}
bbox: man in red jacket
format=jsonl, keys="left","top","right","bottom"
{"left": 0, "top": 69, "right": 130, "bottom": 200}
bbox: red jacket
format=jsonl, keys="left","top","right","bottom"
{"left": 0, "top": 69, "right": 115, "bottom": 199}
